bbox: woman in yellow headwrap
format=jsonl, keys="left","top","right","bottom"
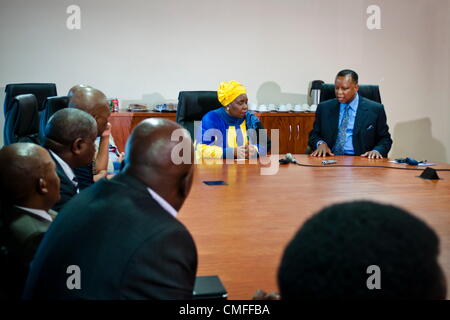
{"left": 196, "top": 81, "right": 270, "bottom": 159}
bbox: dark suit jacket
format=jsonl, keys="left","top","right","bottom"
{"left": 0, "top": 206, "right": 51, "bottom": 299}
{"left": 73, "top": 164, "right": 94, "bottom": 190}
{"left": 49, "top": 152, "right": 78, "bottom": 212}
{"left": 308, "top": 97, "right": 393, "bottom": 157}
{"left": 23, "top": 172, "right": 198, "bottom": 300}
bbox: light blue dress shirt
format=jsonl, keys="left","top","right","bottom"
{"left": 339, "top": 93, "right": 359, "bottom": 155}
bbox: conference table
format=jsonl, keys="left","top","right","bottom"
{"left": 178, "top": 155, "right": 450, "bottom": 300}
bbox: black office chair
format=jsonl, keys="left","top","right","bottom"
{"left": 176, "top": 91, "right": 222, "bottom": 139}
{"left": 3, "top": 83, "right": 57, "bottom": 115}
{"left": 3, "top": 83, "right": 57, "bottom": 144}
{"left": 4, "top": 94, "right": 41, "bottom": 145}
{"left": 39, "top": 96, "right": 69, "bottom": 138}
{"left": 320, "top": 84, "right": 382, "bottom": 104}
{"left": 304, "top": 83, "right": 382, "bottom": 155}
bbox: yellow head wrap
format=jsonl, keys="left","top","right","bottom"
{"left": 217, "top": 80, "right": 247, "bottom": 106}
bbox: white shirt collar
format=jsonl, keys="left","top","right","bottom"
{"left": 15, "top": 206, "right": 53, "bottom": 222}
{"left": 49, "top": 150, "right": 77, "bottom": 187}
{"left": 147, "top": 187, "right": 178, "bottom": 218}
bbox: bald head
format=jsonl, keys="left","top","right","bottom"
{"left": 124, "top": 118, "right": 194, "bottom": 211}
{"left": 68, "top": 86, "right": 110, "bottom": 136}
{"left": 68, "top": 86, "right": 107, "bottom": 112}
{"left": 126, "top": 118, "right": 192, "bottom": 167}
{"left": 0, "top": 143, "right": 60, "bottom": 209}
{"left": 67, "top": 84, "right": 92, "bottom": 97}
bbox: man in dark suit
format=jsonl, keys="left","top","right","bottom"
{"left": 68, "top": 85, "right": 111, "bottom": 189}
{"left": 43, "top": 108, "right": 97, "bottom": 212}
{"left": 0, "top": 143, "right": 60, "bottom": 299}
{"left": 309, "top": 69, "right": 392, "bottom": 158}
{"left": 23, "top": 118, "right": 197, "bottom": 300}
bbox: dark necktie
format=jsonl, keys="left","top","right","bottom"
{"left": 332, "top": 105, "right": 350, "bottom": 155}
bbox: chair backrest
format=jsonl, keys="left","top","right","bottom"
{"left": 176, "top": 91, "right": 222, "bottom": 138}
{"left": 3, "top": 83, "right": 57, "bottom": 115}
{"left": 4, "top": 94, "right": 40, "bottom": 145}
{"left": 39, "top": 96, "right": 69, "bottom": 138}
{"left": 320, "top": 84, "right": 382, "bottom": 104}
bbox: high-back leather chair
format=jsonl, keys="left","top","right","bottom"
{"left": 4, "top": 94, "right": 40, "bottom": 145}
{"left": 320, "top": 84, "right": 382, "bottom": 104}
{"left": 39, "top": 96, "right": 69, "bottom": 138}
{"left": 3, "top": 83, "right": 57, "bottom": 115}
{"left": 176, "top": 91, "right": 222, "bottom": 139}
{"left": 304, "top": 83, "right": 382, "bottom": 155}
{"left": 3, "top": 83, "right": 57, "bottom": 144}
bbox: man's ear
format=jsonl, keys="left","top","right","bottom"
{"left": 71, "top": 138, "right": 84, "bottom": 155}
{"left": 38, "top": 177, "right": 48, "bottom": 195}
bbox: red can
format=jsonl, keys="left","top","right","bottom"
{"left": 112, "top": 98, "right": 119, "bottom": 112}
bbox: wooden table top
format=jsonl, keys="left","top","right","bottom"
{"left": 109, "top": 111, "right": 177, "bottom": 117}
{"left": 178, "top": 155, "right": 450, "bottom": 300}
{"left": 109, "top": 111, "right": 315, "bottom": 117}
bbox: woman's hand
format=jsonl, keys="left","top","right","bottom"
{"left": 236, "top": 145, "right": 258, "bottom": 159}
{"left": 236, "top": 145, "right": 247, "bottom": 159}
{"left": 248, "top": 145, "right": 258, "bottom": 158}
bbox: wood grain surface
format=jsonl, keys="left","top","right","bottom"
{"left": 110, "top": 112, "right": 176, "bottom": 152}
{"left": 178, "top": 155, "right": 450, "bottom": 299}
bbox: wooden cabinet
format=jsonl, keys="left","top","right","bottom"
{"left": 109, "top": 112, "right": 176, "bottom": 152}
{"left": 109, "top": 111, "right": 316, "bottom": 154}
{"left": 259, "top": 113, "right": 315, "bottom": 154}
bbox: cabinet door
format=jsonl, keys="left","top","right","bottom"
{"left": 261, "top": 116, "right": 296, "bottom": 154}
{"left": 110, "top": 113, "right": 176, "bottom": 152}
{"left": 292, "top": 116, "right": 315, "bottom": 154}
{"left": 259, "top": 114, "right": 316, "bottom": 154}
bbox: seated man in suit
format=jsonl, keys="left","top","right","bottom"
{"left": 68, "top": 85, "right": 111, "bottom": 189}
{"left": 68, "top": 84, "right": 125, "bottom": 175}
{"left": 0, "top": 143, "right": 60, "bottom": 299}
{"left": 24, "top": 118, "right": 198, "bottom": 300}
{"left": 278, "top": 201, "right": 447, "bottom": 299}
{"left": 43, "top": 108, "right": 97, "bottom": 212}
{"left": 309, "top": 70, "right": 392, "bottom": 158}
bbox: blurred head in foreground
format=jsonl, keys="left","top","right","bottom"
{"left": 278, "top": 201, "right": 447, "bottom": 300}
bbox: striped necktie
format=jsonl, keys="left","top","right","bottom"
{"left": 72, "top": 176, "right": 80, "bottom": 193}
{"left": 332, "top": 104, "right": 350, "bottom": 155}
{"left": 72, "top": 176, "right": 79, "bottom": 188}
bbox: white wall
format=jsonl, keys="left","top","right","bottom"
{"left": 0, "top": 0, "right": 449, "bottom": 162}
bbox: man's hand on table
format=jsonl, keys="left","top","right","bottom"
{"left": 311, "top": 142, "right": 334, "bottom": 157}
{"left": 361, "top": 150, "right": 383, "bottom": 159}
